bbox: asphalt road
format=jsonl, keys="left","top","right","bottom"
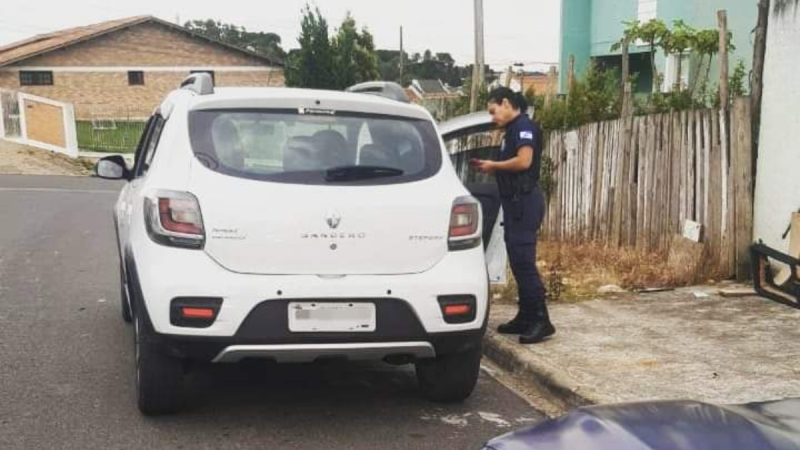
{"left": 0, "top": 174, "right": 544, "bottom": 450}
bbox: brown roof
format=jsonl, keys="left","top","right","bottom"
{"left": 520, "top": 73, "right": 554, "bottom": 96}
{"left": 404, "top": 88, "right": 422, "bottom": 103}
{"left": 0, "top": 15, "right": 282, "bottom": 68}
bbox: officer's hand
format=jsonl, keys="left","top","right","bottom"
{"left": 471, "top": 159, "right": 495, "bottom": 174}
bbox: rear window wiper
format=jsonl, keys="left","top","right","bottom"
{"left": 325, "top": 165, "right": 404, "bottom": 182}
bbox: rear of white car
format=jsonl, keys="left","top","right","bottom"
{"left": 102, "top": 76, "right": 489, "bottom": 415}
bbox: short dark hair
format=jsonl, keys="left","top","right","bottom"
{"left": 488, "top": 87, "right": 528, "bottom": 114}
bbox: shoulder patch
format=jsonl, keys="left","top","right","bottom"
{"left": 520, "top": 131, "right": 534, "bottom": 140}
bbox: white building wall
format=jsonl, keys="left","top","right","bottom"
{"left": 753, "top": 8, "right": 800, "bottom": 252}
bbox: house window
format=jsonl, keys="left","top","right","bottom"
{"left": 663, "top": 53, "right": 690, "bottom": 92}
{"left": 637, "top": 0, "right": 658, "bottom": 22}
{"left": 19, "top": 71, "right": 53, "bottom": 86}
{"left": 190, "top": 70, "right": 215, "bottom": 84}
{"left": 128, "top": 71, "right": 145, "bottom": 86}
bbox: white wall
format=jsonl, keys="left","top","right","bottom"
{"left": 753, "top": 8, "right": 800, "bottom": 252}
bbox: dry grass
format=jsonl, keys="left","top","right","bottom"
{"left": 0, "top": 140, "right": 91, "bottom": 176}
{"left": 493, "top": 239, "right": 702, "bottom": 304}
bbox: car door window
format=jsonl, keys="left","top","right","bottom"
{"left": 445, "top": 128, "right": 500, "bottom": 184}
{"left": 134, "top": 115, "right": 165, "bottom": 178}
{"left": 132, "top": 115, "right": 155, "bottom": 174}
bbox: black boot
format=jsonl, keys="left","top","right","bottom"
{"left": 519, "top": 305, "right": 555, "bottom": 344}
{"left": 498, "top": 302, "right": 539, "bottom": 335}
{"left": 497, "top": 314, "right": 530, "bottom": 334}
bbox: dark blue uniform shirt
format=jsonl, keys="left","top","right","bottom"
{"left": 495, "top": 113, "right": 544, "bottom": 244}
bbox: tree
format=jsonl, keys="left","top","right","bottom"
{"left": 184, "top": 19, "right": 285, "bottom": 59}
{"left": 639, "top": 19, "right": 670, "bottom": 93}
{"left": 661, "top": 20, "right": 696, "bottom": 92}
{"left": 286, "top": 5, "right": 336, "bottom": 89}
{"left": 377, "top": 49, "right": 402, "bottom": 83}
{"left": 286, "top": 7, "right": 380, "bottom": 90}
{"left": 331, "top": 14, "right": 380, "bottom": 89}
{"left": 435, "top": 53, "right": 455, "bottom": 67}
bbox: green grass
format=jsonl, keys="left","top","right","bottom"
{"left": 76, "top": 120, "right": 147, "bottom": 153}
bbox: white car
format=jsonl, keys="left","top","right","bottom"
{"left": 97, "top": 75, "right": 495, "bottom": 415}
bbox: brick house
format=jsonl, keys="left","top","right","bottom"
{"left": 409, "top": 79, "right": 460, "bottom": 101}
{"left": 0, "top": 16, "right": 284, "bottom": 119}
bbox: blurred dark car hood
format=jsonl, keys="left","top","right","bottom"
{"left": 484, "top": 398, "right": 800, "bottom": 450}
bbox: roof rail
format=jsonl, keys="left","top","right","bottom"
{"left": 346, "top": 81, "right": 409, "bottom": 103}
{"left": 180, "top": 73, "right": 214, "bottom": 95}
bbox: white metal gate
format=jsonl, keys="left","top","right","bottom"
{"left": 0, "top": 89, "right": 78, "bottom": 158}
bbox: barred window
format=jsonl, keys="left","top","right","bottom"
{"left": 19, "top": 71, "right": 53, "bottom": 86}
{"left": 128, "top": 71, "right": 145, "bottom": 86}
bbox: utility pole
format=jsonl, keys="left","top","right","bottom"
{"left": 470, "top": 0, "right": 485, "bottom": 112}
{"left": 399, "top": 26, "right": 404, "bottom": 85}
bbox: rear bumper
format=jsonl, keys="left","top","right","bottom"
{"left": 212, "top": 342, "right": 436, "bottom": 363}
{"left": 128, "top": 236, "right": 489, "bottom": 337}
{"left": 147, "top": 329, "right": 485, "bottom": 363}
{"left": 125, "top": 243, "right": 489, "bottom": 362}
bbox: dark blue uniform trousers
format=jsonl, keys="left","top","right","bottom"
{"left": 503, "top": 187, "right": 547, "bottom": 323}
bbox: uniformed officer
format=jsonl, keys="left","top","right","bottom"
{"left": 472, "top": 87, "right": 555, "bottom": 344}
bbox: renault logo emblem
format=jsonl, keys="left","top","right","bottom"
{"left": 327, "top": 213, "right": 341, "bottom": 229}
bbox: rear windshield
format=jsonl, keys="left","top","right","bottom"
{"left": 188, "top": 109, "right": 442, "bottom": 185}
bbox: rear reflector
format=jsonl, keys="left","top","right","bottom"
{"left": 181, "top": 307, "right": 215, "bottom": 319}
{"left": 437, "top": 295, "right": 477, "bottom": 324}
{"left": 170, "top": 297, "right": 222, "bottom": 328}
{"left": 444, "top": 304, "right": 472, "bottom": 316}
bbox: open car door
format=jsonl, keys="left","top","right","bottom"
{"left": 440, "top": 112, "right": 507, "bottom": 285}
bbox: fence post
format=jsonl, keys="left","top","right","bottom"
{"left": 731, "top": 97, "right": 754, "bottom": 281}
{"left": 717, "top": 10, "right": 729, "bottom": 110}
{"left": 751, "top": 0, "right": 769, "bottom": 178}
{"left": 613, "top": 82, "right": 633, "bottom": 247}
{"left": 621, "top": 37, "right": 630, "bottom": 104}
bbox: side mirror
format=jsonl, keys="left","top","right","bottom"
{"left": 96, "top": 155, "right": 130, "bottom": 180}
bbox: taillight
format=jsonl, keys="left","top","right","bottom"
{"left": 448, "top": 196, "right": 482, "bottom": 251}
{"left": 144, "top": 191, "right": 205, "bottom": 249}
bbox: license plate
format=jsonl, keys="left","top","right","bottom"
{"left": 288, "top": 302, "right": 376, "bottom": 333}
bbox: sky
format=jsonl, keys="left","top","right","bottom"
{"left": 0, "top": 0, "right": 561, "bottom": 72}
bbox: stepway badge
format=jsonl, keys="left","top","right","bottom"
{"left": 520, "top": 131, "right": 533, "bottom": 140}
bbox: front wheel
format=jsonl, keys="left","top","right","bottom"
{"left": 415, "top": 344, "right": 482, "bottom": 403}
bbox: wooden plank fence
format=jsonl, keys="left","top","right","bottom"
{"left": 542, "top": 97, "right": 754, "bottom": 280}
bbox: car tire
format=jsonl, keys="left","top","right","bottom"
{"left": 119, "top": 264, "right": 132, "bottom": 323}
{"left": 134, "top": 312, "right": 184, "bottom": 415}
{"left": 416, "top": 344, "right": 482, "bottom": 403}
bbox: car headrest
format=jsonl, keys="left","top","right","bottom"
{"left": 283, "top": 136, "right": 322, "bottom": 172}
{"left": 312, "top": 129, "right": 353, "bottom": 168}
{"left": 359, "top": 143, "right": 398, "bottom": 168}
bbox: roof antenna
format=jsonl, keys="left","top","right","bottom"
{"left": 175, "top": 13, "right": 181, "bottom": 26}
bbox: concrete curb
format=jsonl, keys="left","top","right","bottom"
{"left": 483, "top": 328, "right": 605, "bottom": 411}
{"left": 78, "top": 151, "right": 134, "bottom": 163}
